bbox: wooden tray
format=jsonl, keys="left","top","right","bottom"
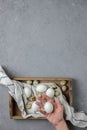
{"left": 9, "top": 78, "right": 72, "bottom": 119}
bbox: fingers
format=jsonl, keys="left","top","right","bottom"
{"left": 37, "top": 93, "right": 54, "bottom": 104}
{"left": 43, "top": 93, "right": 56, "bottom": 106}
{"left": 55, "top": 98, "right": 63, "bottom": 114}
{"left": 42, "top": 93, "right": 54, "bottom": 104}
{"left": 39, "top": 110, "right": 49, "bottom": 117}
{"left": 36, "top": 96, "right": 46, "bottom": 104}
{"left": 42, "top": 93, "right": 52, "bottom": 100}
{"left": 36, "top": 93, "right": 62, "bottom": 110}
{"left": 55, "top": 98, "right": 61, "bottom": 105}
{"left": 37, "top": 93, "right": 56, "bottom": 108}
{"left": 39, "top": 110, "right": 46, "bottom": 115}
{"left": 35, "top": 101, "right": 44, "bottom": 108}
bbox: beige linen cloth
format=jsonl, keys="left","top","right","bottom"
{"left": 0, "top": 66, "right": 87, "bottom": 128}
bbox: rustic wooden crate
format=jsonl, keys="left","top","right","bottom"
{"left": 9, "top": 78, "right": 72, "bottom": 119}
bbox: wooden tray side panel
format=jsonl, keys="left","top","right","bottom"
{"left": 9, "top": 95, "right": 13, "bottom": 119}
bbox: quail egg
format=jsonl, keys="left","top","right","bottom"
{"left": 26, "top": 80, "right": 32, "bottom": 85}
{"left": 54, "top": 91, "right": 60, "bottom": 97}
{"left": 50, "top": 83, "right": 57, "bottom": 89}
{"left": 25, "top": 104, "right": 32, "bottom": 109}
{"left": 33, "top": 80, "right": 39, "bottom": 86}
{"left": 37, "top": 92, "right": 42, "bottom": 97}
{"left": 62, "top": 86, "right": 67, "bottom": 92}
{"left": 28, "top": 96, "right": 36, "bottom": 101}
{"left": 60, "top": 80, "right": 66, "bottom": 86}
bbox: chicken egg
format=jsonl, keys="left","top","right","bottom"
{"left": 46, "top": 88, "right": 54, "bottom": 98}
{"left": 36, "top": 84, "right": 47, "bottom": 92}
{"left": 32, "top": 101, "right": 39, "bottom": 112}
{"left": 24, "top": 87, "right": 31, "bottom": 98}
{"left": 44, "top": 102, "right": 53, "bottom": 113}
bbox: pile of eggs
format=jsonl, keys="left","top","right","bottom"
{"left": 32, "top": 101, "right": 53, "bottom": 114}
{"left": 36, "top": 84, "right": 55, "bottom": 98}
{"left": 24, "top": 84, "right": 54, "bottom": 113}
{"left": 24, "top": 80, "right": 67, "bottom": 114}
{"left": 33, "top": 84, "right": 55, "bottom": 113}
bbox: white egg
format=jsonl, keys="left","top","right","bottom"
{"left": 24, "top": 87, "right": 31, "bottom": 98}
{"left": 46, "top": 88, "right": 54, "bottom": 98}
{"left": 32, "top": 102, "right": 39, "bottom": 112}
{"left": 36, "top": 84, "right": 47, "bottom": 92}
{"left": 44, "top": 102, "right": 53, "bottom": 113}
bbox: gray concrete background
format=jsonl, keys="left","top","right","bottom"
{"left": 0, "top": 0, "right": 87, "bottom": 130}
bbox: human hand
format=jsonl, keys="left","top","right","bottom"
{"left": 36, "top": 93, "right": 64, "bottom": 126}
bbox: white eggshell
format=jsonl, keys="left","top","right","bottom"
{"left": 36, "top": 84, "right": 47, "bottom": 92}
{"left": 32, "top": 102, "right": 39, "bottom": 112}
{"left": 44, "top": 102, "right": 53, "bottom": 113}
{"left": 46, "top": 88, "right": 54, "bottom": 98}
{"left": 24, "top": 87, "right": 31, "bottom": 98}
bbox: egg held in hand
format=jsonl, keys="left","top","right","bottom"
{"left": 32, "top": 101, "right": 39, "bottom": 112}
{"left": 44, "top": 102, "right": 53, "bottom": 113}
{"left": 24, "top": 87, "right": 31, "bottom": 98}
{"left": 46, "top": 88, "right": 54, "bottom": 98}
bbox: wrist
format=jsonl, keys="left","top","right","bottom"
{"left": 54, "top": 119, "right": 69, "bottom": 130}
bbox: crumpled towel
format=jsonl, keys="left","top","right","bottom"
{"left": 0, "top": 66, "right": 87, "bottom": 128}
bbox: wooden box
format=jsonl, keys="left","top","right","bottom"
{"left": 9, "top": 78, "right": 72, "bottom": 119}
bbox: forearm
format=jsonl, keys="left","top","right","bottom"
{"left": 54, "top": 119, "right": 69, "bottom": 130}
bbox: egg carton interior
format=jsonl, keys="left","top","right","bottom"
{"left": 9, "top": 78, "right": 72, "bottom": 119}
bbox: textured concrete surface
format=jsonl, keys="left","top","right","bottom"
{"left": 0, "top": 0, "right": 87, "bottom": 130}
